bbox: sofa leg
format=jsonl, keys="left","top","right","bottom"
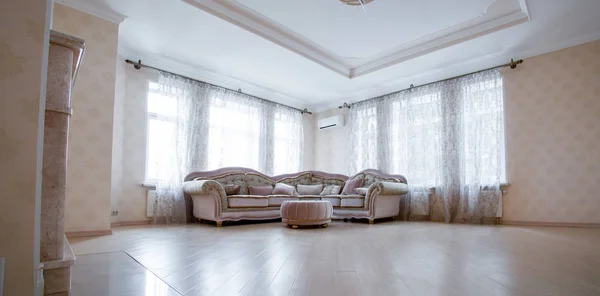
{"left": 197, "top": 218, "right": 202, "bottom": 223}
{"left": 216, "top": 221, "right": 222, "bottom": 227}
{"left": 369, "top": 219, "right": 375, "bottom": 224}
{"left": 291, "top": 225, "right": 299, "bottom": 229}
{"left": 321, "top": 223, "right": 328, "bottom": 228}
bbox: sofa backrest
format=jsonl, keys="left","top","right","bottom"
{"left": 349, "top": 169, "right": 408, "bottom": 187}
{"left": 309, "top": 171, "right": 347, "bottom": 187}
{"left": 184, "top": 168, "right": 407, "bottom": 194}
{"left": 186, "top": 167, "right": 263, "bottom": 195}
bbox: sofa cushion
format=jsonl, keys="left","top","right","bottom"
{"left": 340, "top": 195, "right": 365, "bottom": 208}
{"left": 248, "top": 185, "right": 273, "bottom": 196}
{"left": 273, "top": 183, "right": 297, "bottom": 196}
{"left": 223, "top": 185, "right": 241, "bottom": 196}
{"left": 298, "top": 195, "right": 321, "bottom": 201}
{"left": 320, "top": 196, "right": 341, "bottom": 207}
{"left": 297, "top": 184, "right": 323, "bottom": 195}
{"left": 354, "top": 187, "right": 369, "bottom": 196}
{"left": 268, "top": 195, "right": 299, "bottom": 206}
{"left": 320, "top": 185, "right": 342, "bottom": 196}
{"left": 228, "top": 195, "right": 269, "bottom": 208}
{"left": 341, "top": 177, "right": 364, "bottom": 195}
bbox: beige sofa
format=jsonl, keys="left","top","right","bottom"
{"left": 182, "top": 167, "right": 408, "bottom": 226}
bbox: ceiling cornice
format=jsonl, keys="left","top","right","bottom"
{"left": 54, "top": 0, "right": 126, "bottom": 24}
{"left": 183, "top": 0, "right": 529, "bottom": 79}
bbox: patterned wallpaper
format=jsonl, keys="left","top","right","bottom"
{"left": 0, "top": 0, "right": 50, "bottom": 294}
{"left": 52, "top": 4, "right": 119, "bottom": 232}
{"left": 502, "top": 40, "right": 600, "bottom": 224}
{"left": 116, "top": 66, "right": 156, "bottom": 223}
{"left": 111, "top": 54, "right": 127, "bottom": 224}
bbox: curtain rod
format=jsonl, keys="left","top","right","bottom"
{"left": 339, "top": 58, "right": 523, "bottom": 109}
{"left": 124, "top": 59, "right": 313, "bottom": 115}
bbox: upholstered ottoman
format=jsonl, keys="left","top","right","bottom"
{"left": 280, "top": 200, "right": 333, "bottom": 228}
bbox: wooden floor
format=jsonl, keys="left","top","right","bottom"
{"left": 69, "top": 221, "right": 600, "bottom": 296}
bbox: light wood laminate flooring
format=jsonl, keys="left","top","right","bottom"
{"left": 69, "top": 221, "right": 600, "bottom": 296}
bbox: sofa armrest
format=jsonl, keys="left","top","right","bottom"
{"left": 183, "top": 180, "right": 226, "bottom": 197}
{"left": 371, "top": 181, "right": 409, "bottom": 196}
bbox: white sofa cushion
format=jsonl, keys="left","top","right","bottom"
{"left": 228, "top": 195, "right": 269, "bottom": 208}
{"left": 340, "top": 195, "right": 365, "bottom": 208}
{"left": 268, "top": 195, "right": 299, "bottom": 206}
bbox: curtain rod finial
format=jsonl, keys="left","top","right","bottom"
{"left": 509, "top": 58, "right": 523, "bottom": 69}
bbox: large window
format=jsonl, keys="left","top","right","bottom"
{"left": 145, "top": 82, "right": 303, "bottom": 182}
{"left": 349, "top": 70, "right": 506, "bottom": 188}
{"left": 206, "top": 98, "right": 261, "bottom": 170}
{"left": 146, "top": 82, "right": 177, "bottom": 182}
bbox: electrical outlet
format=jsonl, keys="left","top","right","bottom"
{"left": 111, "top": 210, "right": 118, "bottom": 216}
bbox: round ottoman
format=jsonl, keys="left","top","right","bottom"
{"left": 280, "top": 200, "right": 333, "bottom": 228}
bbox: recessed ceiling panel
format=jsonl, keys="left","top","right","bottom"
{"left": 237, "top": 0, "right": 494, "bottom": 58}
{"left": 185, "top": 0, "right": 529, "bottom": 77}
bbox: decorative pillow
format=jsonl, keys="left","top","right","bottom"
{"left": 273, "top": 183, "right": 297, "bottom": 196}
{"left": 355, "top": 187, "right": 369, "bottom": 195}
{"left": 223, "top": 185, "right": 241, "bottom": 196}
{"left": 319, "top": 185, "right": 342, "bottom": 196}
{"left": 297, "top": 184, "right": 324, "bottom": 195}
{"left": 341, "top": 177, "right": 364, "bottom": 195}
{"left": 248, "top": 185, "right": 273, "bottom": 196}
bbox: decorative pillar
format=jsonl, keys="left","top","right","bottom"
{"left": 40, "top": 30, "right": 84, "bottom": 296}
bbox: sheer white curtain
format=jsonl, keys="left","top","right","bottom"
{"left": 349, "top": 69, "right": 504, "bottom": 223}
{"left": 152, "top": 72, "right": 303, "bottom": 223}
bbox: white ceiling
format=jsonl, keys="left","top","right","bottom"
{"left": 237, "top": 0, "right": 495, "bottom": 59}
{"left": 71, "top": 0, "right": 600, "bottom": 111}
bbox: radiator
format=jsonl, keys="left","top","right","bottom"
{"left": 147, "top": 190, "right": 156, "bottom": 218}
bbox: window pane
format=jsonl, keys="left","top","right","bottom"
{"left": 146, "top": 118, "right": 176, "bottom": 181}
{"left": 207, "top": 105, "right": 261, "bottom": 171}
{"left": 148, "top": 91, "right": 177, "bottom": 118}
{"left": 273, "top": 112, "right": 301, "bottom": 175}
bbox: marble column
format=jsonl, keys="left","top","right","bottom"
{"left": 40, "top": 30, "right": 84, "bottom": 296}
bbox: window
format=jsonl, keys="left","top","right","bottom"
{"left": 353, "top": 106, "right": 378, "bottom": 171}
{"left": 145, "top": 82, "right": 303, "bottom": 181}
{"left": 349, "top": 71, "right": 507, "bottom": 188}
{"left": 273, "top": 111, "right": 302, "bottom": 175}
{"left": 207, "top": 98, "right": 261, "bottom": 171}
{"left": 389, "top": 92, "right": 443, "bottom": 188}
{"left": 146, "top": 82, "right": 177, "bottom": 182}
{"left": 461, "top": 78, "right": 507, "bottom": 185}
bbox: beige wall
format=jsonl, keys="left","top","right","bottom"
{"left": 114, "top": 66, "right": 156, "bottom": 223}
{"left": 314, "top": 108, "right": 350, "bottom": 174}
{"left": 313, "top": 40, "right": 600, "bottom": 225}
{"left": 110, "top": 55, "right": 127, "bottom": 224}
{"left": 0, "top": 0, "right": 51, "bottom": 294}
{"left": 502, "top": 40, "right": 600, "bottom": 224}
{"left": 52, "top": 4, "right": 119, "bottom": 232}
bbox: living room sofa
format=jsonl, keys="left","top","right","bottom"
{"left": 182, "top": 167, "right": 408, "bottom": 226}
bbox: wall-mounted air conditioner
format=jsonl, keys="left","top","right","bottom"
{"left": 317, "top": 115, "right": 344, "bottom": 130}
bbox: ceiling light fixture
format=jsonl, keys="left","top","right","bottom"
{"left": 339, "top": 0, "right": 374, "bottom": 11}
